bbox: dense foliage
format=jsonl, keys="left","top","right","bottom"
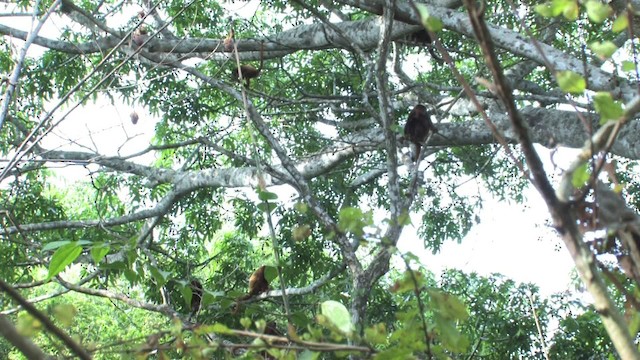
{"left": 1, "top": 0, "right": 640, "bottom": 358}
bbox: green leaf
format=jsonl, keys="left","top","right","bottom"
{"left": 263, "top": 265, "right": 278, "bottom": 283}
{"left": 427, "top": 288, "right": 469, "bottom": 321}
{"left": 390, "top": 270, "right": 427, "bottom": 294}
{"left": 124, "top": 268, "right": 138, "bottom": 284}
{"left": 415, "top": 3, "right": 442, "bottom": 32}
{"left": 364, "top": 323, "right": 387, "bottom": 345}
{"left": 589, "top": 41, "right": 617, "bottom": 59}
{"left": 258, "top": 189, "right": 278, "bottom": 201}
{"left": 47, "top": 243, "right": 82, "bottom": 280}
{"left": 571, "top": 163, "right": 590, "bottom": 188}
{"left": 320, "top": 300, "right": 354, "bottom": 336}
{"left": 534, "top": 3, "right": 558, "bottom": 17}
{"left": 149, "top": 266, "right": 171, "bottom": 287}
{"left": 338, "top": 207, "right": 372, "bottom": 238}
{"left": 42, "top": 240, "right": 73, "bottom": 251}
{"left": 535, "top": 0, "right": 571, "bottom": 17}
{"left": 292, "top": 224, "right": 311, "bottom": 241}
{"left": 42, "top": 240, "right": 90, "bottom": 252}
{"left": 240, "top": 317, "right": 252, "bottom": 329}
{"left": 424, "top": 17, "right": 443, "bottom": 33}
{"left": 585, "top": 0, "right": 612, "bottom": 23}
{"left": 562, "top": 0, "right": 579, "bottom": 20}
{"left": 556, "top": 70, "right": 586, "bottom": 94}
{"left": 622, "top": 61, "right": 635, "bottom": 72}
{"left": 180, "top": 282, "right": 193, "bottom": 306}
{"left": 52, "top": 303, "right": 77, "bottom": 327}
{"left": 294, "top": 202, "right": 308, "bottom": 213}
{"left": 257, "top": 202, "right": 277, "bottom": 213}
{"left": 16, "top": 313, "right": 42, "bottom": 337}
{"left": 593, "top": 92, "right": 624, "bottom": 122}
{"left": 612, "top": 12, "right": 629, "bottom": 32}
{"left": 199, "top": 323, "right": 233, "bottom": 335}
{"left": 90, "top": 244, "right": 110, "bottom": 264}
{"left": 434, "top": 314, "right": 470, "bottom": 352}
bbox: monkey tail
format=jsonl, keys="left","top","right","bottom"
{"left": 413, "top": 142, "right": 422, "bottom": 162}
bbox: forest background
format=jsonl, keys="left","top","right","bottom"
{"left": 1, "top": 0, "right": 640, "bottom": 358}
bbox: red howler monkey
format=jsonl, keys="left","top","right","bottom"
{"left": 231, "top": 42, "right": 264, "bottom": 88}
{"left": 404, "top": 104, "right": 437, "bottom": 162}
{"left": 189, "top": 279, "right": 203, "bottom": 321}
{"left": 239, "top": 265, "right": 269, "bottom": 301}
{"left": 233, "top": 266, "right": 270, "bottom": 315}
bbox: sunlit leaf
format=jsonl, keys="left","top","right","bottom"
{"left": 585, "top": 0, "right": 612, "bottom": 23}
{"left": 571, "top": 163, "right": 590, "bottom": 188}
{"left": 556, "top": 71, "right": 586, "bottom": 94}
{"left": 589, "top": 41, "right": 617, "bottom": 59}
{"left": 622, "top": 61, "right": 636, "bottom": 72}
{"left": 612, "top": 12, "right": 629, "bottom": 32}
{"left": 320, "top": 300, "right": 354, "bottom": 336}
{"left": 16, "top": 313, "right": 42, "bottom": 337}
{"left": 292, "top": 224, "right": 312, "bottom": 241}
{"left": 414, "top": 4, "right": 443, "bottom": 32}
{"left": 52, "top": 303, "right": 77, "bottom": 327}
{"left": 562, "top": 0, "right": 579, "bottom": 20}
{"left": 593, "top": 92, "right": 624, "bottom": 123}
{"left": 90, "top": 244, "right": 110, "bottom": 264}
{"left": 535, "top": 0, "right": 571, "bottom": 17}
{"left": 427, "top": 288, "right": 469, "bottom": 321}
{"left": 47, "top": 243, "right": 82, "bottom": 280}
{"left": 338, "top": 207, "right": 372, "bottom": 238}
{"left": 364, "top": 323, "right": 387, "bottom": 345}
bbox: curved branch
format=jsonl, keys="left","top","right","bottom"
{"left": 56, "top": 276, "right": 180, "bottom": 318}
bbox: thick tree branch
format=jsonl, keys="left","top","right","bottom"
{"left": 337, "top": 0, "right": 636, "bottom": 99}
{"left": 0, "top": 315, "right": 51, "bottom": 360}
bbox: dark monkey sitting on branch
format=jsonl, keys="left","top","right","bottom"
{"left": 189, "top": 279, "right": 203, "bottom": 321}
{"left": 404, "top": 104, "right": 438, "bottom": 162}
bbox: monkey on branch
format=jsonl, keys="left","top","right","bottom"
{"left": 404, "top": 104, "right": 438, "bottom": 162}
{"left": 231, "top": 42, "right": 265, "bottom": 88}
{"left": 233, "top": 265, "right": 271, "bottom": 314}
{"left": 238, "top": 265, "right": 270, "bottom": 301}
{"left": 188, "top": 279, "right": 203, "bottom": 321}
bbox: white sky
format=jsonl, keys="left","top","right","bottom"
{"left": 399, "top": 182, "right": 576, "bottom": 297}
